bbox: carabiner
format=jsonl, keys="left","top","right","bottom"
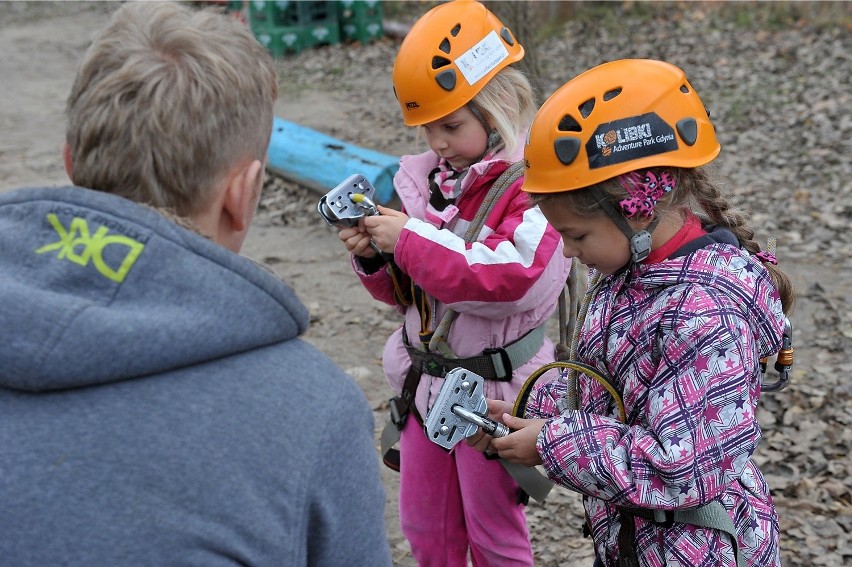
{"left": 762, "top": 317, "right": 793, "bottom": 392}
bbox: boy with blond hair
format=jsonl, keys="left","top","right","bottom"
{"left": 0, "top": 3, "right": 392, "bottom": 565}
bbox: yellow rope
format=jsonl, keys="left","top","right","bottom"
{"left": 512, "top": 360, "right": 627, "bottom": 423}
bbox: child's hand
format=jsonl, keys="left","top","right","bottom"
{"left": 363, "top": 205, "right": 408, "bottom": 254}
{"left": 338, "top": 225, "right": 377, "bottom": 258}
{"left": 489, "top": 414, "right": 546, "bottom": 467}
{"left": 466, "top": 398, "right": 514, "bottom": 452}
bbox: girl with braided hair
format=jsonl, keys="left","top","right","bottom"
{"left": 468, "top": 59, "right": 792, "bottom": 566}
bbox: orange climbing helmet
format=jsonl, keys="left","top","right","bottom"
{"left": 523, "top": 59, "right": 721, "bottom": 194}
{"left": 392, "top": 0, "right": 524, "bottom": 126}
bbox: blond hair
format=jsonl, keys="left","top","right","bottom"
{"left": 416, "top": 67, "right": 535, "bottom": 157}
{"left": 65, "top": 1, "right": 278, "bottom": 216}
{"left": 470, "top": 66, "right": 536, "bottom": 156}
{"left": 530, "top": 165, "right": 795, "bottom": 313}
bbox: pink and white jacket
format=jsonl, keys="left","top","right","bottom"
{"left": 352, "top": 144, "right": 571, "bottom": 419}
{"left": 529, "top": 227, "right": 785, "bottom": 566}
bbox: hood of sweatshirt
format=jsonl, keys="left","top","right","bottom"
{"left": 0, "top": 186, "right": 308, "bottom": 392}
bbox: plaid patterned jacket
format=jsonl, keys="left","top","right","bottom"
{"left": 529, "top": 231, "right": 785, "bottom": 567}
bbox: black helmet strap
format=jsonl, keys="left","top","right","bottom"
{"left": 590, "top": 187, "right": 659, "bottom": 264}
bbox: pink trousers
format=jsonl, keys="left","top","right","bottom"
{"left": 398, "top": 416, "right": 534, "bottom": 566}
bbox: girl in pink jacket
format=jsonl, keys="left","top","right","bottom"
{"left": 469, "top": 59, "right": 794, "bottom": 566}
{"left": 337, "top": 2, "right": 569, "bottom": 565}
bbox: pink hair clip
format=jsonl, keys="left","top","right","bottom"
{"left": 754, "top": 250, "right": 777, "bottom": 265}
{"left": 617, "top": 171, "right": 676, "bottom": 218}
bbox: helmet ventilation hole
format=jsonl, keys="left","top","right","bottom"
{"left": 439, "top": 38, "right": 451, "bottom": 54}
{"left": 558, "top": 114, "right": 582, "bottom": 132}
{"left": 603, "top": 88, "right": 622, "bottom": 101}
{"left": 680, "top": 84, "right": 690, "bottom": 93}
{"left": 578, "top": 98, "right": 595, "bottom": 119}
{"left": 450, "top": 24, "right": 461, "bottom": 37}
{"left": 432, "top": 56, "right": 451, "bottom": 70}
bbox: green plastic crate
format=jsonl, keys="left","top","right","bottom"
{"left": 251, "top": 1, "right": 336, "bottom": 26}
{"left": 297, "top": 1, "right": 337, "bottom": 23}
{"left": 247, "top": 0, "right": 273, "bottom": 25}
{"left": 303, "top": 21, "right": 340, "bottom": 48}
{"left": 338, "top": 0, "right": 381, "bottom": 20}
{"left": 340, "top": 18, "right": 383, "bottom": 44}
{"left": 226, "top": 0, "right": 246, "bottom": 13}
{"left": 251, "top": 1, "right": 339, "bottom": 54}
{"left": 254, "top": 24, "right": 305, "bottom": 57}
{"left": 337, "top": 0, "right": 382, "bottom": 43}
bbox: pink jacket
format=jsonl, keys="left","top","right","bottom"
{"left": 352, "top": 144, "right": 571, "bottom": 419}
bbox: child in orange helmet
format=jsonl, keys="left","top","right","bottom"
{"left": 336, "top": 1, "right": 570, "bottom": 565}
{"left": 469, "top": 59, "right": 793, "bottom": 567}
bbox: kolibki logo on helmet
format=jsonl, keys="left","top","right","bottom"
{"left": 588, "top": 113, "right": 678, "bottom": 169}
{"left": 392, "top": 0, "right": 524, "bottom": 127}
{"left": 522, "top": 59, "right": 720, "bottom": 194}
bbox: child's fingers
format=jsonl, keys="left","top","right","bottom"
{"left": 337, "top": 227, "right": 359, "bottom": 242}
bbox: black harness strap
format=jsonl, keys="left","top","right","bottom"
{"left": 381, "top": 364, "right": 423, "bottom": 472}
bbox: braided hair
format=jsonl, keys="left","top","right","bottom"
{"left": 529, "top": 165, "right": 795, "bottom": 313}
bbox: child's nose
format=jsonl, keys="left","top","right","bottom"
{"left": 429, "top": 135, "right": 448, "bottom": 151}
{"left": 561, "top": 241, "right": 579, "bottom": 259}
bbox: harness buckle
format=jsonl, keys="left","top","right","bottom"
{"left": 388, "top": 396, "right": 407, "bottom": 431}
{"left": 483, "top": 346, "right": 513, "bottom": 381}
{"left": 423, "top": 358, "right": 445, "bottom": 377}
{"left": 653, "top": 509, "right": 675, "bottom": 528}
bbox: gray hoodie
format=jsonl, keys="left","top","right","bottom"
{"left": 0, "top": 186, "right": 392, "bottom": 566}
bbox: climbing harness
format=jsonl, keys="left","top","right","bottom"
{"left": 380, "top": 160, "right": 558, "bottom": 502}
{"left": 405, "top": 326, "right": 545, "bottom": 382}
{"left": 616, "top": 503, "right": 745, "bottom": 567}
{"left": 381, "top": 161, "right": 529, "bottom": 457}
{"left": 381, "top": 161, "right": 527, "bottom": 469}
{"left": 511, "top": 357, "right": 747, "bottom": 567}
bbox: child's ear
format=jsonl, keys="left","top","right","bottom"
{"left": 63, "top": 144, "right": 73, "bottom": 180}
{"left": 223, "top": 159, "right": 264, "bottom": 233}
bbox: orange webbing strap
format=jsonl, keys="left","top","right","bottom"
{"left": 387, "top": 260, "right": 412, "bottom": 307}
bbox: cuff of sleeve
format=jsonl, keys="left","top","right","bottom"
{"left": 357, "top": 254, "right": 387, "bottom": 274}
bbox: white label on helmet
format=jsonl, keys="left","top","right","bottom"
{"left": 455, "top": 31, "right": 509, "bottom": 86}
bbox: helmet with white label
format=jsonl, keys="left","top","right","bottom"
{"left": 523, "top": 59, "right": 720, "bottom": 194}
{"left": 392, "top": 0, "right": 524, "bottom": 126}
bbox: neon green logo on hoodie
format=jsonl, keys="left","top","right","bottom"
{"left": 35, "top": 213, "right": 145, "bottom": 283}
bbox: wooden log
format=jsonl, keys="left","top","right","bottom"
{"left": 266, "top": 116, "right": 399, "bottom": 204}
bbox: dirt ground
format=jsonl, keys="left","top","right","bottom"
{"left": 1, "top": 2, "right": 850, "bottom": 566}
